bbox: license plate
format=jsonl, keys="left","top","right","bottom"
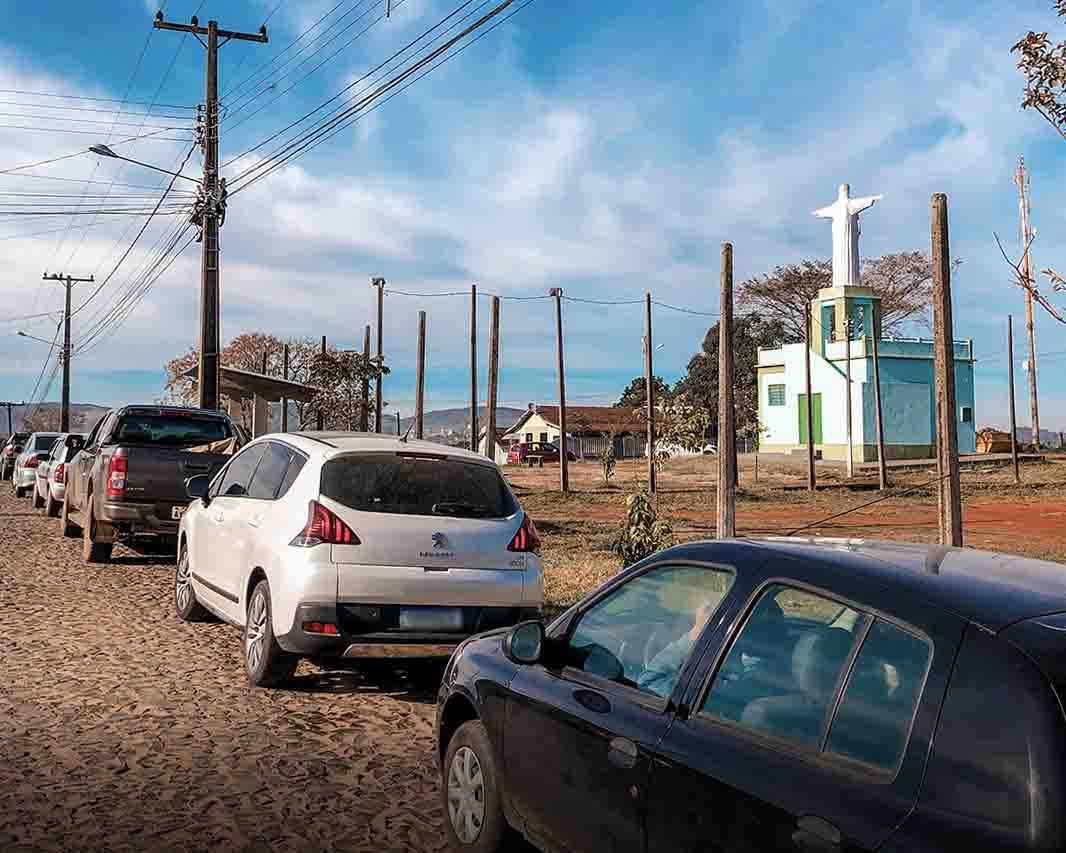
{"left": 171, "top": 506, "right": 187, "bottom": 520}
{"left": 399, "top": 607, "right": 464, "bottom": 632}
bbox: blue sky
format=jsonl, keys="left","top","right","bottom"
{"left": 0, "top": 0, "right": 1064, "bottom": 431}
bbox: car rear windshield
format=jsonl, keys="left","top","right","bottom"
{"left": 321, "top": 453, "right": 518, "bottom": 519}
{"left": 32, "top": 435, "right": 59, "bottom": 451}
{"left": 111, "top": 412, "right": 232, "bottom": 447}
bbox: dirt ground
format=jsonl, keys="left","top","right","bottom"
{"left": 0, "top": 488, "right": 451, "bottom": 853}
{"left": 510, "top": 454, "right": 1066, "bottom": 611}
{"left": 0, "top": 455, "right": 1063, "bottom": 852}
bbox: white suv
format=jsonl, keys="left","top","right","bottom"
{"left": 176, "top": 432, "right": 544, "bottom": 687}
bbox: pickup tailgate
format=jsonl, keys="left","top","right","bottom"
{"left": 121, "top": 446, "right": 230, "bottom": 504}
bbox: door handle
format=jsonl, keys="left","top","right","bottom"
{"left": 247, "top": 515, "right": 262, "bottom": 528}
{"left": 573, "top": 688, "right": 611, "bottom": 714}
{"left": 793, "top": 816, "right": 840, "bottom": 852}
{"left": 608, "top": 736, "right": 638, "bottom": 769}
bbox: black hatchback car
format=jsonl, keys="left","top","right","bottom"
{"left": 436, "top": 538, "right": 1066, "bottom": 853}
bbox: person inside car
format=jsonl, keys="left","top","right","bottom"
{"left": 638, "top": 597, "right": 721, "bottom": 698}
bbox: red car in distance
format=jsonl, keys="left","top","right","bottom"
{"left": 507, "top": 441, "right": 576, "bottom": 465}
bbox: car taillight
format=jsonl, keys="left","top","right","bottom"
{"left": 507, "top": 515, "right": 541, "bottom": 554}
{"left": 290, "top": 500, "right": 359, "bottom": 547}
{"left": 106, "top": 451, "right": 128, "bottom": 498}
{"left": 53, "top": 463, "right": 65, "bottom": 484}
{"left": 25, "top": 456, "right": 39, "bottom": 469}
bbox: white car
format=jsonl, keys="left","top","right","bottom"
{"left": 176, "top": 432, "right": 545, "bottom": 688}
{"left": 12, "top": 432, "right": 61, "bottom": 498}
{"left": 33, "top": 433, "right": 84, "bottom": 516}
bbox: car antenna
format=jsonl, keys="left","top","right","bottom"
{"left": 400, "top": 419, "right": 415, "bottom": 443}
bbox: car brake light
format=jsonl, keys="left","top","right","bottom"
{"left": 507, "top": 515, "right": 541, "bottom": 554}
{"left": 53, "top": 463, "right": 65, "bottom": 484}
{"left": 290, "top": 500, "right": 359, "bottom": 547}
{"left": 106, "top": 450, "right": 128, "bottom": 498}
{"left": 25, "top": 455, "right": 39, "bottom": 468}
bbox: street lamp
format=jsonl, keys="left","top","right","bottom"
{"left": 89, "top": 144, "right": 201, "bottom": 185}
{"left": 16, "top": 330, "right": 57, "bottom": 346}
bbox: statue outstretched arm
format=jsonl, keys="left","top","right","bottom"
{"left": 847, "top": 194, "right": 883, "bottom": 215}
{"left": 812, "top": 203, "right": 838, "bottom": 219}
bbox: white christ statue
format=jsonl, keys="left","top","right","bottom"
{"left": 813, "top": 183, "right": 883, "bottom": 287}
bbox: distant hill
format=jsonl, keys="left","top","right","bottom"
{"left": 396, "top": 406, "right": 526, "bottom": 439}
{"left": 1, "top": 402, "right": 109, "bottom": 436}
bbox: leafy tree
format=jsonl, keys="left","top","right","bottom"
{"left": 308, "top": 348, "right": 390, "bottom": 431}
{"left": 21, "top": 407, "right": 61, "bottom": 433}
{"left": 674, "top": 315, "right": 787, "bottom": 434}
{"left": 737, "top": 253, "right": 935, "bottom": 343}
{"left": 615, "top": 376, "right": 671, "bottom": 408}
{"left": 613, "top": 490, "right": 673, "bottom": 567}
{"left": 654, "top": 394, "right": 711, "bottom": 468}
{"left": 1014, "top": 2, "right": 1066, "bottom": 141}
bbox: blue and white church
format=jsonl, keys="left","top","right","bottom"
{"left": 757, "top": 184, "right": 976, "bottom": 465}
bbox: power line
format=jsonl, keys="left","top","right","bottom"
{"left": 0, "top": 89, "right": 196, "bottom": 110}
{"left": 652, "top": 299, "right": 719, "bottom": 317}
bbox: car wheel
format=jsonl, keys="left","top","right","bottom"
{"left": 32, "top": 486, "right": 44, "bottom": 510}
{"left": 174, "top": 545, "right": 210, "bottom": 622}
{"left": 45, "top": 491, "right": 60, "bottom": 518}
{"left": 442, "top": 720, "right": 509, "bottom": 853}
{"left": 61, "top": 495, "right": 80, "bottom": 537}
{"left": 14, "top": 484, "right": 27, "bottom": 498}
{"left": 82, "top": 501, "right": 113, "bottom": 564}
{"left": 244, "top": 580, "right": 297, "bottom": 688}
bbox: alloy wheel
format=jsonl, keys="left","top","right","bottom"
{"left": 175, "top": 551, "right": 192, "bottom": 611}
{"left": 447, "top": 746, "right": 486, "bottom": 844}
{"left": 246, "top": 591, "right": 267, "bottom": 672}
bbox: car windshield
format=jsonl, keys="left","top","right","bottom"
{"left": 32, "top": 435, "right": 59, "bottom": 451}
{"left": 321, "top": 453, "right": 518, "bottom": 519}
{"left": 112, "top": 413, "right": 232, "bottom": 447}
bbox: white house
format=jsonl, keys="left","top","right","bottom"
{"left": 757, "top": 284, "right": 976, "bottom": 463}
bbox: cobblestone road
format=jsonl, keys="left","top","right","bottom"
{"left": 0, "top": 488, "right": 451, "bottom": 853}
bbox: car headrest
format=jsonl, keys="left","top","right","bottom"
{"left": 792, "top": 627, "right": 855, "bottom": 701}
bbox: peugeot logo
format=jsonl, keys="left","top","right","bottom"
{"left": 432, "top": 532, "right": 448, "bottom": 549}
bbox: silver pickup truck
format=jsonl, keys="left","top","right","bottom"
{"left": 62, "top": 405, "right": 240, "bottom": 563}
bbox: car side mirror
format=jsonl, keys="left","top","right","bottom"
{"left": 186, "top": 474, "right": 211, "bottom": 503}
{"left": 503, "top": 620, "right": 545, "bottom": 665}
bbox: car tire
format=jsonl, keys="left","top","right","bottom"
{"left": 14, "top": 484, "right": 27, "bottom": 498}
{"left": 32, "top": 486, "right": 44, "bottom": 510}
{"left": 82, "top": 501, "right": 113, "bottom": 564}
{"left": 61, "top": 495, "right": 80, "bottom": 537}
{"left": 45, "top": 491, "right": 60, "bottom": 518}
{"left": 174, "top": 545, "right": 210, "bottom": 622}
{"left": 442, "top": 720, "right": 510, "bottom": 853}
{"left": 244, "top": 580, "right": 297, "bottom": 688}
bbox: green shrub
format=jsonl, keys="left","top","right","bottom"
{"left": 613, "top": 490, "right": 673, "bottom": 566}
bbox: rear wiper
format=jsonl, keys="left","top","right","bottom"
{"left": 433, "top": 501, "right": 490, "bottom": 518}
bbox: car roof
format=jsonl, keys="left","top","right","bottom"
{"left": 261, "top": 431, "right": 500, "bottom": 466}
{"left": 661, "top": 537, "right": 1066, "bottom": 634}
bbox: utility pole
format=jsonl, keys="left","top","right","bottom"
{"left": 470, "top": 283, "right": 478, "bottom": 452}
{"left": 372, "top": 277, "right": 385, "bottom": 433}
{"left": 1008, "top": 316, "right": 1021, "bottom": 484}
{"left": 803, "top": 312, "right": 816, "bottom": 492}
{"left": 317, "top": 335, "right": 326, "bottom": 430}
{"left": 644, "top": 292, "right": 656, "bottom": 494}
{"left": 396, "top": 411, "right": 401, "bottom": 436}
{"left": 486, "top": 296, "right": 500, "bottom": 461}
{"left": 870, "top": 322, "right": 889, "bottom": 490}
{"left": 415, "top": 311, "right": 426, "bottom": 440}
{"left": 844, "top": 315, "right": 854, "bottom": 479}
{"left": 0, "top": 401, "right": 23, "bottom": 436}
{"left": 932, "top": 193, "right": 963, "bottom": 546}
{"left": 281, "top": 343, "right": 289, "bottom": 432}
{"left": 1015, "top": 157, "right": 1041, "bottom": 451}
{"left": 360, "top": 324, "right": 371, "bottom": 431}
{"left": 717, "top": 243, "right": 736, "bottom": 538}
{"left": 155, "top": 13, "right": 268, "bottom": 412}
{"left": 550, "top": 287, "right": 569, "bottom": 493}
{"left": 42, "top": 272, "right": 94, "bottom": 432}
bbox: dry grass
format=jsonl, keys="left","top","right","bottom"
{"left": 509, "top": 455, "right": 1066, "bottom": 613}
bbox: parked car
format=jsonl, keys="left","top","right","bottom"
{"left": 506, "top": 441, "right": 576, "bottom": 465}
{"left": 2, "top": 431, "right": 29, "bottom": 481}
{"left": 176, "top": 432, "right": 544, "bottom": 688}
{"left": 33, "top": 433, "right": 84, "bottom": 516}
{"left": 12, "top": 432, "right": 61, "bottom": 498}
{"left": 63, "top": 405, "right": 238, "bottom": 563}
{"left": 436, "top": 538, "right": 1066, "bottom": 853}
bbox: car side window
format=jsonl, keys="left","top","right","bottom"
{"left": 700, "top": 585, "right": 864, "bottom": 748}
{"left": 565, "top": 564, "right": 735, "bottom": 699}
{"left": 276, "top": 452, "right": 306, "bottom": 499}
{"left": 84, "top": 416, "right": 106, "bottom": 449}
{"left": 213, "top": 444, "right": 266, "bottom": 498}
{"left": 825, "top": 619, "right": 931, "bottom": 771}
{"left": 246, "top": 442, "right": 292, "bottom": 500}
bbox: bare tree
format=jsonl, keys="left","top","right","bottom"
{"left": 737, "top": 252, "right": 935, "bottom": 343}
{"left": 994, "top": 232, "right": 1066, "bottom": 325}
{"left": 1013, "top": 2, "right": 1066, "bottom": 142}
